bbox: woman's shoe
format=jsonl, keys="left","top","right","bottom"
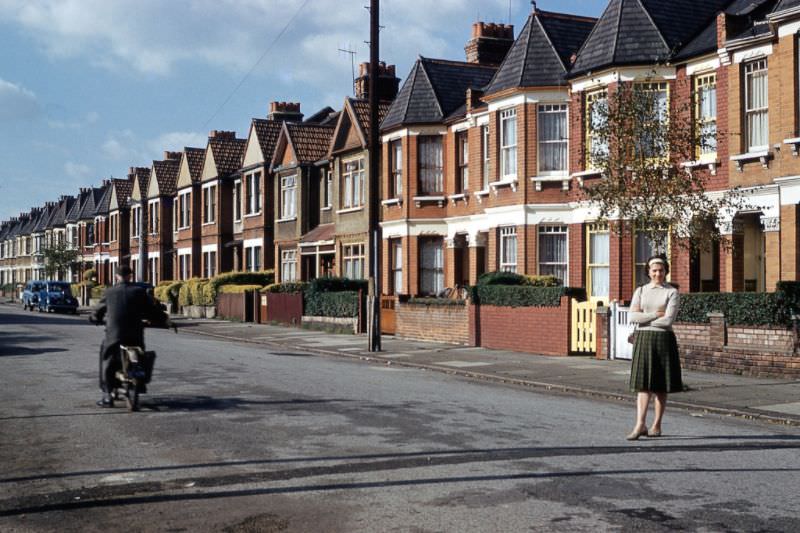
{"left": 626, "top": 427, "right": 648, "bottom": 441}
{"left": 647, "top": 428, "right": 662, "bottom": 437}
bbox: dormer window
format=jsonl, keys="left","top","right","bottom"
{"left": 500, "top": 109, "right": 517, "bottom": 179}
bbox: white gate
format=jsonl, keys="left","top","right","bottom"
{"left": 610, "top": 302, "right": 635, "bottom": 360}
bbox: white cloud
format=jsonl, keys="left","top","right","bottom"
{"left": 64, "top": 162, "right": 93, "bottom": 179}
{"left": 148, "top": 131, "right": 207, "bottom": 156}
{"left": 48, "top": 110, "right": 102, "bottom": 130}
{"left": 0, "top": 78, "right": 41, "bottom": 121}
{"left": 101, "top": 130, "right": 142, "bottom": 161}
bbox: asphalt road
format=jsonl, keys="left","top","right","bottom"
{"left": 1, "top": 304, "right": 800, "bottom": 533}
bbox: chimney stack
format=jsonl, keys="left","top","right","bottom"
{"left": 354, "top": 61, "right": 400, "bottom": 102}
{"left": 465, "top": 22, "right": 515, "bottom": 66}
{"left": 163, "top": 151, "right": 182, "bottom": 161}
{"left": 268, "top": 101, "right": 304, "bottom": 122}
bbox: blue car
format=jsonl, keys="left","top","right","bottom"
{"left": 22, "top": 281, "right": 45, "bottom": 311}
{"left": 38, "top": 281, "right": 79, "bottom": 314}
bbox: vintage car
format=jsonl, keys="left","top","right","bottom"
{"left": 22, "top": 280, "right": 46, "bottom": 311}
{"left": 37, "top": 281, "right": 79, "bottom": 314}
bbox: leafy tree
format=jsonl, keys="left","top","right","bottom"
{"left": 582, "top": 78, "right": 746, "bottom": 252}
{"left": 41, "top": 241, "right": 80, "bottom": 280}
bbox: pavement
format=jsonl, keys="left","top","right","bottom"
{"left": 164, "top": 314, "right": 800, "bottom": 428}
{"left": 4, "top": 297, "right": 800, "bottom": 426}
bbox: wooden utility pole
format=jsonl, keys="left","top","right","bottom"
{"left": 367, "top": 0, "right": 381, "bottom": 352}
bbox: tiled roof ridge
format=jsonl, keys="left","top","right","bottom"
{"left": 420, "top": 56, "right": 494, "bottom": 69}
{"left": 536, "top": 9, "right": 598, "bottom": 24}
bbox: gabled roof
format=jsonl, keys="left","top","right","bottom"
{"left": 130, "top": 167, "right": 152, "bottom": 203}
{"left": 150, "top": 158, "right": 180, "bottom": 198}
{"left": 178, "top": 147, "right": 205, "bottom": 188}
{"left": 381, "top": 57, "right": 496, "bottom": 131}
{"left": 774, "top": 0, "right": 800, "bottom": 12}
{"left": 251, "top": 119, "right": 284, "bottom": 162}
{"left": 21, "top": 210, "right": 40, "bottom": 234}
{"left": 110, "top": 178, "right": 133, "bottom": 211}
{"left": 207, "top": 136, "right": 246, "bottom": 177}
{"left": 34, "top": 205, "right": 57, "bottom": 232}
{"left": 66, "top": 190, "right": 91, "bottom": 223}
{"left": 571, "top": 0, "right": 732, "bottom": 76}
{"left": 273, "top": 122, "right": 336, "bottom": 167}
{"left": 304, "top": 106, "right": 338, "bottom": 125}
{"left": 330, "top": 98, "right": 392, "bottom": 155}
{"left": 725, "top": 0, "right": 781, "bottom": 42}
{"left": 485, "top": 10, "right": 596, "bottom": 96}
{"left": 93, "top": 183, "right": 113, "bottom": 217}
{"left": 78, "top": 187, "right": 104, "bottom": 220}
{"left": 48, "top": 197, "right": 74, "bottom": 228}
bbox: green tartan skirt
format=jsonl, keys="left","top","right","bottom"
{"left": 629, "top": 329, "right": 683, "bottom": 393}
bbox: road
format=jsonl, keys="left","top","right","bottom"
{"left": 1, "top": 304, "right": 799, "bottom": 532}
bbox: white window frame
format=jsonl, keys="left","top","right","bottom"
{"left": 245, "top": 170, "right": 261, "bottom": 215}
{"left": 586, "top": 89, "right": 608, "bottom": 170}
{"left": 499, "top": 226, "right": 517, "bottom": 273}
{"left": 418, "top": 136, "right": 443, "bottom": 194}
{"left": 342, "top": 243, "right": 365, "bottom": 280}
{"left": 281, "top": 249, "right": 297, "bottom": 282}
{"left": 744, "top": 58, "right": 769, "bottom": 153}
{"left": 482, "top": 125, "right": 490, "bottom": 189}
{"left": 420, "top": 238, "right": 444, "bottom": 296}
{"left": 391, "top": 140, "right": 402, "bottom": 198}
{"left": 695, "top": 73, "right": 717, "bottom": 159}
{"left": 325, "top": 170, "right": 333, "bottom": 208}
{"left": 245, "top": 245, "right": 262, "bottom": 272}
{"left": 391, "top": 239, "right": 402, "bottom": 294}
{"left": 178, "top": 191, "right": 191, "bottom": 229}
{"left": 457, "top": 130, "right": 469, "bottom": 192}
{"left": 538, "top": 225, "right": 568, "bottom": 282}
{"left": 203, "top": 184, "right": 217, "bottom": 224}
{"left": 537, "top": 104, "right": 568, "bottom": 176}
{"left": 203, "top": 250, "right": 217, "bottom": 278}
{"left": 131, "top": 206, "right": 141, "bottom": 239}
{"left": 500, "top": 108, "right": 517, "bottom": 180}
{"left": 280, "top": 174, "right": 297, "bottom": 219}
{"left": 342, "top": 157, "right": 365, "bottom": 209}
{"left": 233, "top": 179, "right": 242, "bottom": 222}
{"left": 148, "top": 199, "right": 159, "bottom": 235}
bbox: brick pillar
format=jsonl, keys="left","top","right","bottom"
{"left": 609, "top": 226, "right": 623, "bottom": 302}
{"left": 445, "top": 239, "right": 457, "bottom": 289}
{"left": 569, "top": 223, "right": 585, "bottom": 289}
{"left": 781, "top": 205, "right": 799, "bottom": 282}
{"left": 671, "top": 242, "right": 691, "bottom": 294}
{"left": 487, "top": 228, "right": 497, "bottom": 272}
{"left": 524, "top": 224, "right": 536, "bottom": 274}
{"left": 708, "top": 312, "right": 726, "bottom": 349}
{"left": 595, "top": 306, "right": 610, "bottom": 360}
{"left": 467, "top": 233, "right": 486, "bottom": 285}
{"left": 468, "top": 300, "right": 480, "bottom": 347}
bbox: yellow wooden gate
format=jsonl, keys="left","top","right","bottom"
{"left": 571, "top": 299, "right": 598, "bottom": 353}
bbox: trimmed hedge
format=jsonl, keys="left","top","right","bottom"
{"left": 677, "top": 291, "right": 787, "bottom": 326}
{"left": 473, "top": 285, "right": 581, "bottom": 308}
{"left": 305, "top": 291, "right": 360, "bottom": 317}
{"left": 523, "top": 275, "right": 562, "bottom": 287}
{"left": 155, "top": 281, "right": 184, "bottom": 308}
{"left": 477, "top": 271, "right": 529, "bottom": 286}
{"left": 204, "top": 270, "right": 274, "bottom": 302}
{"left": 178, "top": 278, "right": 209, "bottom": 307}
{"left": 83, "top": 268, "right": 97, "bottom": 282}
{"left": 306, "top": 277, "right": 368, "bottom": 293}
{"left": 219, "top": 284, "right": 263, "bottom": 294}
{"left": 262, "top": 282, "right": 308, "bottom": 293}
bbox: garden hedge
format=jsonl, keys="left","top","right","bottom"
{"left": 472, "top": 285, "right": 583, "bottom": 308}
{"left": 304, "top": 291, "right": 360, "bottom": 317}
{"left": 407, "top": 297, "right": 466, "bottom": 306}
{"left": 204, "top": 270, "right": 274, "bottom": 302}
{"left": 677, "top": 282, "right": 800, "bottom": 327}
{"left": 262, "top": 282, "right": 308, "bottom": 293}
{"left": 219, "top": 284, "right": 263, "bottom": 294}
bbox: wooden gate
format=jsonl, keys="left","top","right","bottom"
{"left": 571, "top": 299, "right": 598, "bottom": 353}
{"left": 380, "top": 295, "right": 396, "bottom": 335}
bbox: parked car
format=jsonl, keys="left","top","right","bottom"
{"left": 37, "top": 281, "right": 79, "bottom": 314}
{"left": 22, "top": 281, "right": 46, "bottom": 311}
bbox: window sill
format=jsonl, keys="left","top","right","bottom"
{"left": 448, "top": 193, "right": 469, "bottom": 205}
{"left": 570, "top": 169, "right": 603, "bottom": 187}
{"left": 382, "top": 198, "right": 402, "bottom": 207}
{"left": 489, "top": 178, "right": 518, "bottom": 194}
{"left": 473, "top": 189, "right": 491, "bottom": 204}
{"left": 243, "top": 212, "right": 262, "bottom": 219}
{"left": 413, "top": 195, "right": 446, "bottom": 208}
{"left": 276, "top": 217, "right": 297, "bottom": 223}
{"left": 784, "top": 138, "right": 800, "bottom": 156}
{"left": 730, "top": 150, "right": 771, "bottom": 171}
{"left": 681, "top": 159, "right": 719, "bottom": 176}
{"left": 321, "top": 206, "right": 332, "bottom": 211}
{"left": 336, "top": 206, "right": 364, "bottom": 215}
{"left": 202, "top": 222, "right": 216, "bottom": 227}
{"left": 530, "top": 175, "right": 570, "bottom": 191}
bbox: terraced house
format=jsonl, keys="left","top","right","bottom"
{"left": 128, "top": 167, "right": 152, "bottom": 282}
{"left": 145, "top": 152, "right": 181, "bottom": 284}
{"left": 173, "top": 147, "right": 206, "bottom": 280}
{"left": 107, "top": 177, "right": 134, "bottom": 280}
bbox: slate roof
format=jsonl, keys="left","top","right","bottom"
{"left": 78, "top": 187, "right": 104, "bottom": 220}
{"left": 183, "top": 148, "right": 206, "bottom": 182}
{"left": 571, "top": 0, "right": 732, "bottom": 75}
{"left": 34, "top": 205, "right": 56, "bottom": 232}
{"left": 21, "top": 210, "right": 40, "bottom": 234}
{"left": 208, "top": 137, "right": 246, "bottom": 177}
{"left": 48, "top": 197, "right": 74, "bottom": 228}
{"left": 774, "top": 0, "right": 800, "bottom": 11}
{"left": 252, "top": 119, "right": 284, "bottom": 162}
{"left": 283, "top": 123, "right": 335, "bottom": 164}
{"left": 485, "top": 10, "right": 595, "bottom": 95}
{"left": 110, "top": 178, "right": 133, "bottom": 210}
{"left": 304, "top": 106, "right": 338, "bottom": 125}
{"left": 93, "top": 183, "right": 113, "bottom": 217}
{"left": 151, "top": 159, "right": 180, "bottom": 197}
{"left": 381, "top": 58, "right": 497, "bottom": 131}
{"left": 726, "top": 0, "right": 781, "bottom": 42}
{"left": 66, "top": 190, "right": 90, "bottom": 223}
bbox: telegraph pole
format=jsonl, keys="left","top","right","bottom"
{"left": 367, "top": 0, "right": 381, "bottom": 352}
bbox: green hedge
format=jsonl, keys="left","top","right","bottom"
{"left": 204, "top": 270, "right": 274, "bottom": 302}
{"left": 177, "top": 278, "right": 209, "bottom": 307}
{"left": 477, "top": 271, "right": 529, "bottom": 286}
{"left": 1, "top": 283, "right": 15, "bottom": 294}
{"left": 677, "top": 291, "right": 788, "bottom": 326}
{"left": 304, "top": 291, "right": 360, "bottom": 317}
{"left": 407, "top": 297, "right": 466, "bottom": 306}
{"left": 219, "top": 284, "right": 263, "bottom": 294}
{"left": 83, "top": 268, "right": 97, "bottom": 282}
{"left": 472, "top": 285, "right": 583, "bottom": 308}
{"left": 306, "top": 277, "right": 368, "bottom": 293}
{"left": 262, "top": 282, "right": 308, "bottom": 293}
{"left": 155, "top": 281, "right": 183, "bottom": 308}
{"left": 90, "top": 285, "right": 107, "bottom": 300}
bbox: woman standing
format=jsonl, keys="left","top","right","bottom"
{"left": 626, "top": 255, "right": 682, "bottom": 440}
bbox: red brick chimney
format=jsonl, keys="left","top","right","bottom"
{"left": 267, "top": 102, "right": 304, "bottom": 122}
{"left": 208, "top": 130, "right": 237, "bottom": 140}
{"left": 465, "top": 22, "right": 515, "bottom": 66}
{"left": 163, "top": 151, "right": 182, "bottom": 161}
{"left": 354, "top": 61, "right": 400, "bottom": 102}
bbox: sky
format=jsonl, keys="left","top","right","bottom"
{"left": 0, "top": 0, "right": 607, "bottom": 223}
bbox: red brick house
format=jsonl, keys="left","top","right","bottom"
{"left": 128, "top": 167, "right": 152, "bottom": 282}
{"left": 173, "top": 147, "right": 206, "bottom": 280}
{"left": 145, "top": 152, "right": 181, "bottom": 284}
{"left": 107, "top": 177, "right": 133, "bottom": 279}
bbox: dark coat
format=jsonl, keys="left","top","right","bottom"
{"left": 91, "top": 282, "right": 167, "bottom": 348}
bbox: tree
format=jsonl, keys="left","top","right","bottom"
{"left": 581, "top": 78, "right": 746, "bottom": 253}
{"left": 41, "top": 241, "right": 80, "bottom": 280}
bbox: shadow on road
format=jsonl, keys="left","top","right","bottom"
{"left": 0, "top": 332, "right": 69, "bottom": 357}
{"left": 142, "top": 395, "right": 353, "bottom": 413}
{"left": 0, "top": 309, "right": 86, "bottom": 327}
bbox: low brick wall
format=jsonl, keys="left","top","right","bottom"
{"left": 395, "top": 301, "right": 469, "bottom": 345}
{"left": 473, "top": 296, "right": 572, "bottom": 356}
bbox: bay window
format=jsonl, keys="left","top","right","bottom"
{"left": 499, "top": 226, "right": 517, "bottom": 273}
{"left": 457, "top": 131, "right": 469, "bottom": 192}
{"left": 342, "top": 243, "right": 365, "bottom": 279}
{"left": 744, "top": 59, "right": 768, "bottom": 152}
{"left": 538, "top": 104, "right": 568, "bottom": 175}
{"left": 420, "top": 238, "right": 444, "bottom": 295}
{"left": 538, "top": 225, "right": 568, "bottom": 282}
{"left": 500, "top": 109, "right": 517, "bottom": 179}
{"left": 695, "top": 73, "right": 717, "bottom": 158}
{"left": 342, "top": 158, "right": 365, "bottom": 209}
{"left": 390, "top": 140, "right": 402, "bottom": 197}
{"left": 418, "top": 136, "right": 443, "bottom": 194}
{"left": 281, "top": 249, "right": 297, "bottom": 282}
{"left": 246, "top": 171, "right": 261, "bottom": 215}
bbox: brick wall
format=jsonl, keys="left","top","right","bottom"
{"left": 473, "top": 296, "right": 572, "bottom": 356}
{"left": 395, "top": 301, "right": 469, "bottom": 344}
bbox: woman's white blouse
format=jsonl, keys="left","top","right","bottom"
{"left": 629, "top": 283, "right": 680, "bottom": 332}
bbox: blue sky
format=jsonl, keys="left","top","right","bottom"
{"left": 0, "top": 0, "right": 607, "bottom": 222}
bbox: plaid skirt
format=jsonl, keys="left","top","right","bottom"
{"left": 629, "top": 329, "right": 683, "bottom": 393}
